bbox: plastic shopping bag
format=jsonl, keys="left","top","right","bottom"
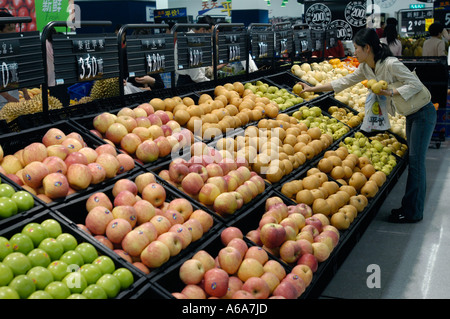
{"left": 361, "top": 92, "right": 391, "bottom": 132}
{"left": 124, "top": 82, "right": 144, "bottom": 95}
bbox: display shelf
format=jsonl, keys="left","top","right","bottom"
{"left": 150, "top": 230, "right": 292, "bottom": 299}
{"left": 0, "top": 120, "right": 140, "bottom": 207}
{"left": 0, "top": 173, "right": 47, "bottom": 230}
{"left": 0, "top": 209, "right": 147, "bottom": 299}
{"left": 52, "top": 169, "right": 224, "bottom": 279}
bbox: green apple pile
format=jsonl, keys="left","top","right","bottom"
{"left": 158, "top": 142, "right": 266, "bottom": 216}
{"left": 0, "top": 128, "right": 135, "bottom": 204}
{"left": 339, "top": 132, "right": 401, "bottom": 175}
{"left": 172, "top": 226, "right": 311, "bottom": 299}
{"left": 77, "top": 172, "right": 214, "bottom": 273}
{"left": 0, "top": 218, "right": 134, "bottom": 299}
{"left": 244, "top": 81, "right": 304, "bottom": 111}
{"left": 292, "top": 106, "right": 351, "bottom": 141}
{"left": 0, "top": 178, "right": 35, "bottom": 219}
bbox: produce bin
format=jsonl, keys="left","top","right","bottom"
{"left": 52, "top": 170, "right": 224, "bottom": 279}
{"left": 0, "top": 210, "right": 147, "bottom": 299}
{"left": 0, "top": 120, "right": 140, "bottom": 208}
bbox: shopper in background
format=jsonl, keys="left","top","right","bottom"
{"left": 298, "top": 28, "right": 436, "bottom": 223}
{"left": 375, "top": 21, "right": 385, "bottom": 38}
{"left": 380, "top": 24, "right": 402, "bottom": 56}
{"left": 422, "top": 23, "right": 447, "bottom": 57}
{"left": 0, "top": 10, "right": 30, "bottom": 109}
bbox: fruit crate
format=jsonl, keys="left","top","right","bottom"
{"left": 68, "top": 106, "right": 194, "bottom": 172}
{"left": 0, "top": 210, "right": 147, "bottom": 299}
{"left": 150, "top": 230, "right": 293, "bottom": 299}
{"left": 284, "top": 104, "right": 354, "bottom": 150}
{"left": 52, "top": 170, "right": 224, "bottom": 279}
{"left": 306, "top": 94, "right": 362, "bottom": 128}
{"left": 149, "top": 149, "right": 272, "bottom": 225}
{"left": 0, "top": 120, "right": 140, "bottom": 208}
{"left": 0, "top": 173, "right": 47, "bottom": 230}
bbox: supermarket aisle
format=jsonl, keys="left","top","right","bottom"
{"left": 321, "top": 139, "right": 450, "bottom": 299}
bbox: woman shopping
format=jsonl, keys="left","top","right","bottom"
{"left": 298, "top": 28, "right": 436, "bottom": 223}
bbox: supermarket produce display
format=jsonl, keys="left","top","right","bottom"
{"left": 0, "top": 17, "right": 427, "bottom": 300}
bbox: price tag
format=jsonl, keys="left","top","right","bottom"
{"left": 76, "top": 54, "right": 104, "bottom": 81}
{"left": 146, "top": 53, "right": 166, "bottom": 74}
{"left": 0, "top": 61, "right": 19, "bottom": 91}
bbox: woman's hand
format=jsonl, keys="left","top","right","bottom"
{"left": 299, "top": 82, "right": 315, "bottom": 94}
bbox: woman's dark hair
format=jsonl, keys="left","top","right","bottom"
{"left": 383, "top": 24, "right": 399, "bottom": 46}
{"left": 354, "top": 28, "right": 393, "bottom": 62}
{"left": 428, "top": 23, "right": 444, "bottom": 37}
{"left": 0, "top": 10, "right": 13, "bottom": 32}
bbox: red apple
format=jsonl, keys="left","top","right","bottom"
{"left": 259, "top": 223, "right": 286, "bottom": 249}
{"left": 140, "top": 240, "right": 170, "bottom": 268}
{"left": 179, "top": 259, "right": 205, "bottom": 285}
{"left": 203, "top": 268, "right": 229, "bottom": 298}
{"left": 242, "top": 276, "right": 270, "bottom": 299}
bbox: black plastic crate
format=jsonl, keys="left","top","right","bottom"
{"left": 52, "top": 170, "right": 224, "bottom": 279}
{"left": 0, "top": 120, "right": 140, "bottom": 207}
{"left": 151, "top": 230, "right": 292, "bottom": 299}
{"left": 307, "top": 94, "right": 362, "bottom": 124}
{"left": 0, "top": 173, "right": 46, "bottom": 230}
{"left": 0, "top": 210, "right": 147, "bottom": 299}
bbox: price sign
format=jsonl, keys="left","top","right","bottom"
{"left": 76, "top": 54, "right": 104, "bottom": 81}
{"left": 0, "top": 61, "right": 19, "bottom": 91}
{"left": 72, "top": 38, "right": 106, "bottom": 53}
{"left": 176, "top": 33, "right": 212, "bottom": 71}
{"left": 217, "top": 31, "right": 246, "bottom": 65}
{"left": 294, "top": 29, "right": 311, "bottom": 56}
{"left": 401, "top": 9, "right": 433, "bottom": 35}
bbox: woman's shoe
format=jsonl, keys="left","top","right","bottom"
{"left": 390, "top": 207, "right": 404, "bottom": 216}
{"left": 388, "top": 213, "right": 422, "bottom": 223}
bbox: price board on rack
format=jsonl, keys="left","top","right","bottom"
{"left": 400, "top": 9, "right": 434, "bottom": 35}
{"left": 216, "top": 29, "right": 247, "bottom": 65}
{"left": 126, "top": 33, "right": 175, "bottom": 77}
{"left": 0, "top": 31, "right": 45, "bottom": 93}
{"left": 176, "top": 33, "right": 212, "bottom": 71}
{"left": 250, "top": 29, "right": 274, "bottom": 61}
{"left": 51, "top": 33, "right": 119, "bottom": 86}
{"left": 274, "top": 28, "right": 293, "bottom": 59}
{"left": 293, "top": 28, "right": 312, "bottom": 57}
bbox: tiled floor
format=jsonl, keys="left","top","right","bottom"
{"left": 321, "top": 139, "right": 450, "bottom": 299}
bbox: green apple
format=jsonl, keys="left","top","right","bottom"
{"left": 56, "top": 233, "right": 78, "bottom": 252}
{"left": 0, "top": 262, "right": 14, "bottom": 286}
{"left": 27, "top": 290, "right": 53, "bottom": 299}
{"left": 27, "top": 266, "right": 54, "bottom": 290}
{"left": 47, "top": 260, "right": 69, "bottom": 281}
{"left": 67, "top": 293, "right": 87, "bottom": 299}
{"left": 93, "top": 256, "right": 115, "bottom": 274}
{"left": 0, "top": 286, "right": 20, "bottom": 299}
{"left": 82, "top": 284, "right": 108, "bottom": 299}
{"left": 62, "top": 272, "right": 88, "bottom": 294}
{"left": 22, "top": 222, "right": 48, "bottom": 247}
{"left": 0, "top": 197, "right": 18, "bottom": 219}
{"left": 44, "top": 281, "right": 71, "bottom": 299}
{"left": 11, "top": 191, "right": 34, "bottom": 212}
{"left": 75, "top": 243, "right": 98, "bottom": 264}
{"left": 113, "top": 268, "right": 134, "bottom": 290}
{"left": 38, "top": 238, "right": 64, "bottom": 261}
{"left": 60, "top": 250, "right": 84, "bottom": 267}
{"left": 2, "top": 252, "right": 31, "bottom": 276}
{"left": 0, "top": 184, "right": 15, "bottom": 198}
{"left": 80, "top": 264, "right": 103, "bottom": 285}
{"left": 40, "top": 219, "right": 62, "bottom": 238}
{"left": 27, "top": 248, "right": 51, "bottom": 267}
{"left": 8, "top": 274, "right": 36, "bottom": 299}
{"left": 0, "top": 236, "right": 13, "bottom": 261}
{"left": 96, "top": 274, "right": 121, "bottom": 298}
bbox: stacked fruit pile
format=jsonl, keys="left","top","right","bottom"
{"left": 243, "top": 80, "right": 305, "bottom": 110}
{"left": 291, "top": 105, "right": 351, "bottom": 141}
{"left": 0, "top": 174, "right": 35, "bottom": 219}
{"left": 0, "top": 128, "right": 135, "bottom": 204}
{"left": 280, "top": 147, "right": 374, "bottom": 230}
{"left": 215, "top": 117, "right": 333, "bottom": 184}
{"left": 0, "top": 218, "right": 134, "bottom": 299}
{"left": 160, "top": 82, "right": 280, "bottom": 140}
{"left": 339, "top": 131, "right": 405, "bottom": 176}
{"left": 91, "top": 105, "right": 194, "bottom": 164}
{"left": 158, "top": 143, "right": 266, "bottom": 216}
{"left": 326, "top": 105, "right": 364, "bottom": 129}
{"left": 172, "top": 225, "right": 314, "bottom": 299}
{"left": 78, "top": 172, "right": 214, "bottom": 273}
